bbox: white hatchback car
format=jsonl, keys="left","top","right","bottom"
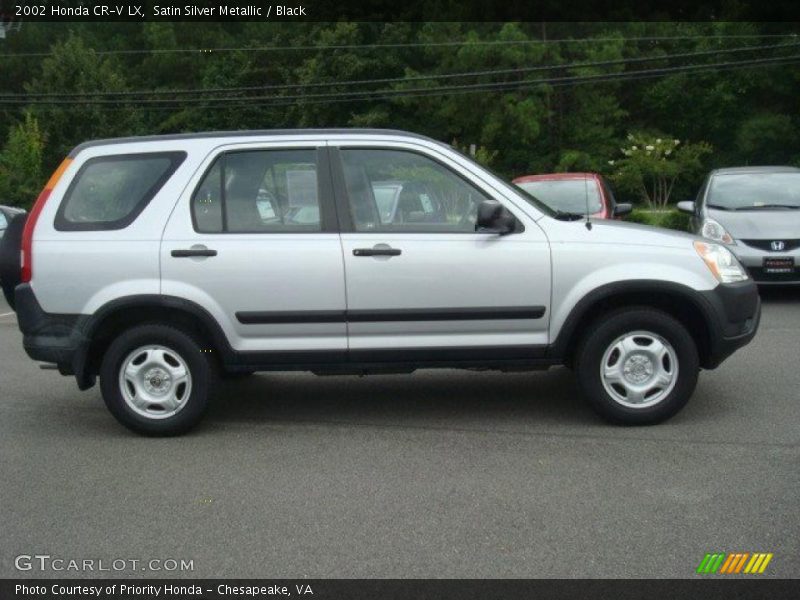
{"left": 0, "top": 129, "right": 760, "bottom": 435}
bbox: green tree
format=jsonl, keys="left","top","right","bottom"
{"left": 610, "top": 132, "right": 712, "bottom": 209}
{"left": 0, "top": 113, "right": 46, "bottom": 208}
{"left": 24, "top": 34, "right": 142, "bottom": 166}
{"left": 735, "top": 113, "right": 797, "bottom": 166}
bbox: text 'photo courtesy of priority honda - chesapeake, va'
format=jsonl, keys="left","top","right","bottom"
{"left": 0, "top": 2, "right": 798, "bottom": 599}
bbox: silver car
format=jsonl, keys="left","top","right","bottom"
{"left": 0, "top": 129, "right": 760, "bottom": 435}
{"left": 679, "top": 166, "right": 800, "bottom": 285}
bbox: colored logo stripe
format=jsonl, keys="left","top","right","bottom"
{"left": 697, "top": 552, "right": 773, "bottom": 574}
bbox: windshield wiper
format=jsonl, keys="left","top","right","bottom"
{"left": 707, "top": 203, "right": 733, "bottom": 210}
{"left": 552, "top": 210, "right": 585, "bottom": 221}
{"left": 734, "top": 204, "right": 800, "bottom": 210}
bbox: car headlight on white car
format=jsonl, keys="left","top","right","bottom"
{"left": 700, "top": 218, "right": 735, "bottom": 244}
{"left": 694, "top": 241, "right": 749, "bottom": 283}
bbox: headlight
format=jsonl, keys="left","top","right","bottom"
{"left": 694, "top": 241, "right": 749, "bottom": 283}
{"left": 700, "top": 218, "right": 735, "bottom": 244}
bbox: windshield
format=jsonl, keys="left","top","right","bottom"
{"left": 515, "top": 179, "right": 602, "bottom": 214}
{"left": 707, "top": 173, "right": 800, "bottom": 210}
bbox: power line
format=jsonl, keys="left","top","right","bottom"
{"left": 196, "top": 54, "right": 800, "bottom": 107}
{"left": 0, "top": 33, "right": 798, "bottom": 59}
{"left": 1, "top": 41, "right": 797, "bottom": 102}
{"left": 3, "top": 52, "right": 797, "bottom": 110}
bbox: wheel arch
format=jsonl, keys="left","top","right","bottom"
{"left": 550, "top": 280, "right": 716, "bottom": 369}
{"left": 74, "top": 295, "right": 234, "bottom": 389}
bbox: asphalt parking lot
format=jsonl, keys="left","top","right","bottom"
{"left": 1, "top": 291, "right": 798, "bottom": 579}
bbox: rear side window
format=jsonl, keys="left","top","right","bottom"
{"left": 55, "top": 152, "right": 186, "bottom": 231}
{"left": 191, "top": 149, "right": 321, "bottom": 233}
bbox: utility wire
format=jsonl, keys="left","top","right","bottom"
{"left": 0, "top": 40, "right": 796, "bottom": 100}
{"left": 191, "top": 54, "right": 800, "bottom": 107}
{"left": 0, "top": 33, "right": 798, "bottom": 59}
{"left": 2, "top": 52, "right": 797, "bottom": 109}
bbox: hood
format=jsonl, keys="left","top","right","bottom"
{"left": 707, "top": 208, "right": 800, "bottom": 240}
{"left": 542, "top": 216, "right": 697, "bottom": 249}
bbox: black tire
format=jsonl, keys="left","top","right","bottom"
{"left": 574, "top": 308, "right": 699, "bottom": 425}
{"left": 99, "top": 324, "right": 215, "bottom": 436}
{"left": 221, "top": 370, "right": 256, "bottom": 380}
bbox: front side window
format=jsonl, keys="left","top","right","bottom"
{"left": 340, "top": 148, "right": 490, "bottom": 233}
{"left": 55, "top": 152, "right": 185, "bottom": 231}
{"left": 0, "top": 212, "right": 7, "bottom": 238}
{"left": 192, "top": 149, "right": 321, "bottom": 233}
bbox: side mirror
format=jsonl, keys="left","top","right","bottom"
{"left": 476, "top": 200, "right": 516, "bottom": 235}
{"left": 677, "top": 201, "right": 696, "bottom": 215}
{"left": 613, "top": 203, "right": 632, "bottom": 217}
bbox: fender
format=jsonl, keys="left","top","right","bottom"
{"left": 72, "top": 294, "right": 236, "bottom": 389}
{"left": 547, "top": 279, "right": 719, "bottom": 362}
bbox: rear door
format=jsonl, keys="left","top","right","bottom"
{"left": 330, "top": 141, "right": 551, "bottom": 362}
{"left": 161, "top": 142, "right": 347, "bottom": 362}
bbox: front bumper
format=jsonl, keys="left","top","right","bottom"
{"left": 698, "top": 279, "right": 761, "bottom": 369}
{"left": 729, "top": 243, "right": 800, "bottom": 285}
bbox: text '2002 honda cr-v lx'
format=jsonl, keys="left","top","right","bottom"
{"left": 0, "top": 129, "right": 760, "bottom": 435}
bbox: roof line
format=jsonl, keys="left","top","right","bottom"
{"left": 67, "top": 128, "right": 443, "bottom": 157}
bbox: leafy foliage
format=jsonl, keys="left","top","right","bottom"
{"left": 610, "top": 133, "right": 712, "bottom": 209}
{"left": 0, "top": 113, "right": 45, "bottom": 207}
{"left": 626, "top": 209, "right": 691, "bottom": 231}
{"left": 0, "top": 22, "right": 798, "bottom": 209}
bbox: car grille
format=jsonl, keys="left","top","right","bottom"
{"left": 740, "top": 239, "right": 800, "bottom": 252}
{"left": 746, "top": 266, "right": 800, "bottom": 282}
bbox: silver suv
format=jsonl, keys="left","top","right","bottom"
{"left": 0, "top": 129, "right": 760, "bottom": 435}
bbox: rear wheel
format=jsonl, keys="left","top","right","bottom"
{"left": 574, "top": 308, "right": 699, "bottom": 425}
{"left": 100, "top": 324, "right": 215, "bottom": 435}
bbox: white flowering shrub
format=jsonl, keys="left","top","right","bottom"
{"left": 609, "top": 132, "right": 712, "bottom": 209}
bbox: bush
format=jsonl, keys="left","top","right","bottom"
{"left": 609, "top": 132, "right": 711, "bottom": 210}
{"left": 660, "top": 210, "right": 691, "bottom": 232}
{"left": 626, "top": 209, "right": 689, "bottom": 232}
{"left": 0, "top": 113, "right": 45, "bottom": 208}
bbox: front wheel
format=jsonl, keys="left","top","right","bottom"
{"left": 574, "top": 308, "right": 699, "bottom": 425}
{"left": 100, "top": 325, "right": 215, "bottom": 436}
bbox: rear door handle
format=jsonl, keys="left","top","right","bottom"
{"left": 353, "top": 247, "right": 401, "bottom": 257}
{"left": 171, "top": 248, "right": 217, "bottom": 258}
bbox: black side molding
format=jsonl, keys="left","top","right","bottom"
{"left": 235, "top": 306, "right": 546, "bottom": 324}
{"left": 237, "top": 310, "right": 346, "bottom": 324}
{"left": 347, "top": 306, "right": 546, "bottom": 322}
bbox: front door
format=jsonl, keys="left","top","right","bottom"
{"left": 331, "top": 142, "right": 551, "bottom": 363}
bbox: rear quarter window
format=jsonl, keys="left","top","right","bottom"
{"left": 55, "top": 151, "right": 186, "bottom": 231}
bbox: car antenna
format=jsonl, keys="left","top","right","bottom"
{"left": 584, "top": 175, "right": 593, "bottom": 230}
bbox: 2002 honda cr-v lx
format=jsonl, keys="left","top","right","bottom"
{"left": 0, "top": 129, "right": 760, "bottom": 435}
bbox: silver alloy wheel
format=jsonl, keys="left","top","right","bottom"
{"left": 118, "top": 345, "right": 192, "bottom": 420}
{"left": 600, "top": 330, "right": 678, "bottom": 409}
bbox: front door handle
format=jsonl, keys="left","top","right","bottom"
{"left": 171, "top": 247, "right": 217, "bottom": 258}
{"left": 353, "top": 247, "right": 401, "bottom": 257}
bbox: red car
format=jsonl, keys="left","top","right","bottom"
{"left": 512, "top": 172, "right": 631, "bottom": 219}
